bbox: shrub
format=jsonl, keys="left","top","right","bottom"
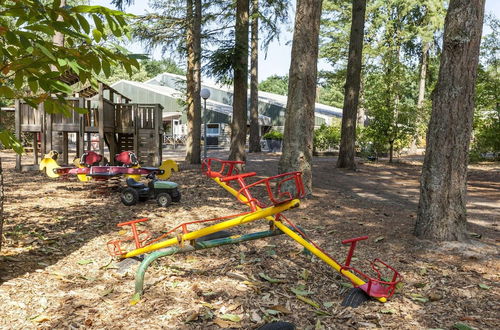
{"left": 313, "top": 123, "right": 341, "bottom": 151}
{"left": 262, "top": 130, "right": 284, "bottom": 140}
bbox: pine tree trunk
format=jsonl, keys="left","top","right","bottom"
{"left": 336, "top": 0, "right": 366, "bottom": 170}
{"left": 229, "top": 0, "right": 250, "bottom": 162}
{"left": 278, "top": 0, "right": 323, "bottom": 195}
{"left": 249, "top": 0, "right": 261, "bottom": 153}
{"left": 0, "top": 159, "right": 3, "bottom": 251}
{"left": 389, "top": 140, "right": 394, "bottom": 163}
{"left": 415, "top": 0, "right": 485, "bottom": 241}
{"left": 185, "top": 0, "right": 202, "bottom": 164}
{"left": 409, "top": 42, "right": 430, "bottom": 154}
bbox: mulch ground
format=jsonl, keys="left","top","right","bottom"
{"left": 0, "top": 150, "right": 498, "bottom": 329}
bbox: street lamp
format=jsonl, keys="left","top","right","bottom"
{"left": 200, "top": 88, "right": 211, "bottom": 160}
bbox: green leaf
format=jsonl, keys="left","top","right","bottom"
{"left": 101, "top": 60, "right": 111, "bottom": 77}
{"left": 0, "top": 130, "right": 24, "bottom": 154}
{"left": 340, "top": 282, "right": 353, "bottom": 288}
{"left": 374, "top": 236, "right": 385, "bottom": 243}
{"left": 453, "top": 323, "right": 474, "bottom": 330}
{"left": 28, "top": 79, "right": 39, "bottom": 94}
{"left": 259, "top": 272, "right": 283, "bottom": 284}
{"left": 36, "top": 43, "right": 56, "bottom": 61}
{"left": 296, "top": 295, "right": 321, "bottom": 309}
{"left": 478, "top": 284, "right": 491, "bottom": 290}
{"left": 323, "top": 301, "right": 334, "bottom": 308}
{"left": 410, "top": 294, "right": 428, "bottom": 303}
{"left": 77, "top": 259, "right": 94, "bottom": 265}
{"left": 265, "top": 309, "right": 279, "bottom": 315}
{"left": 76, "top": 13, "right": 90, "bottom": 34}
{"left": 380, "top": 309, "right": 396, "bottom": 314}
{"left": 291, "top": 287, "right": 315, "bottom": 296}
{"left": 14, "top": 73, "right": 24, "bottom": 89}
{"left": 0, "top": 86, "right": 14, "bottom": 98}
{"left": 219, "top": 314, "right": 241, "bottom": 322}
{"left": 51, "top": 80, "right": 73, "bottom": 94}
{"left": 92, "top": 29, "right": 102, "bottom": 43}
{"left": 92, "top": 14, "right": 104, "bottom": 32}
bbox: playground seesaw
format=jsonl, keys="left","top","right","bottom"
{"left": 107, "top": 158, "right": 401, "bottom": 306}
{"left": 39, "top": 150, "right": 178, "bottom": 182}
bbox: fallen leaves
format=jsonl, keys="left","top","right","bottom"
{"left": 77, "top": 259, "right": 94, "bottom": 265}
{"left": 259, "top": 272, "right": 284, "bottom": 284}
{"left": 296, "top": 295, "right": 321, "bottom": 309}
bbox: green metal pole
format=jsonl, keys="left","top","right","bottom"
{"left": 133, "top": 227, "right": 289, "bottom": 301}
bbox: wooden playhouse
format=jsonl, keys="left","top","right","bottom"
{"left": 15, "top": 75, "right": 164, "bottom": 171}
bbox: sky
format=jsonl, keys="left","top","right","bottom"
{"left": 93, "top": 0, "right": 500, "bottom": 83}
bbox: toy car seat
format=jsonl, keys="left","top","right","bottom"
{"left": 115, "top": 151, "right": 139, "bottom": 167}
{"left": 79, "top": 151, "right": 103, "bottom": 167}
{"left": 126, "top": 177, "right": 147, "bottom": 189}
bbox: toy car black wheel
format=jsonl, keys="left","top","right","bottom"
{"left": 171, "top": 189, "right": 181, "bottom": 203}
{"left": 156, "top": 192, "right": 172, "bottom": 207}
{"left": 121, "top": 188, "right": 139, "bottom": 206}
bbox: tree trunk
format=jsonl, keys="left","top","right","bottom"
{"left": 409, "top": 41, "right": 430, "bottom": 154}
{"left": 185, "top": 0, "right": 202, "bottom": 164}
{"left": 389, "top": 140, "right": 394, "bottom": 163}
{"left": 415, "top": 0, "right": 485, "bottom": 241}
{"left": 249, "top": 0, "right": 261, "bottom": 153}
{"left": 0, "top": 159, "right": 3, "bottom": 251}
{"left": 336, "top": 0, "right": 366, "bottom": 170}
{"left": 278, "top": 0, "right": 323, "bottom": 195}
{"left": 52, "top": 0, "right": 65, "bottom": 47}
{"left": 229, "top": 0, "right": 250, "bottom": 162}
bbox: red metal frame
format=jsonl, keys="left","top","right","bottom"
{"left": 106, "top": 212, "right": 254, "bottom": 257}
{"left": 106, "top": 218, "right": 152, "bottom": 256}
{"left": 201, "top": 158, "right": 243, "bottom": 179}
{"left": 280, "top": 215, "right": 401, "bottom": 299}
{"left": 202, "top": 158, "right": 305, "bottom": 210}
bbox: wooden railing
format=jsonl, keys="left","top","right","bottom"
{"left": 19, "top": 99, "right": 163, "bottom": 133}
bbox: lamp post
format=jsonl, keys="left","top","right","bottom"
{"left": 200, "top": 88, "right": 211, "bottom": 160}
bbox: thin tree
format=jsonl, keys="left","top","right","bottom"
{"left": 114, "top": 0, "right": 203, "bottom": 164}
{"left": 185, "top": 0, "right": 203, "bottom": 164}
{"left": 336, "top": 0, "right": 366, "bottom": 169}
{"left": 278, "top": 0, "right": 323, "bottom": 195}
{"left": 249, "top": 0, "right": 261, "bottom": 153}
{"left": 228, "top": 0, "right": 250, "bottom": 162}
{"left": 415, "top": 0, "right": 486, "bottom": 240}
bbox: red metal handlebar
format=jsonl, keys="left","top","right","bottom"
{"left": 342, "top": 235, "right": 369, "bottom": 268}
{"left": 341, "top": 235, "right": 368, "bottom": 245}
{"left": 219, "top": 172, "right": 257, "bottom": 182}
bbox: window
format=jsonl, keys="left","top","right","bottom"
{"left": 206, "top": 123, "right": 220, "bottom": 136}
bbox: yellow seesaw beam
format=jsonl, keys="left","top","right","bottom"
{"left": 211, "top": 176, "right": 387, "bottom": 303}
{"left": 120, "top": 199, "right": 300, "bottom": 259}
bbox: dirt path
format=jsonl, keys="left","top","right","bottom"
{"left": 0, "top": 150, "right": 498, "bottom": 329}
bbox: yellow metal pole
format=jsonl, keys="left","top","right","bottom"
{"left": 121, "top": 199, "right": 300, "bottom": 259}
{"left": 212, "top": 176, "right": 387, "bottom": 303}
{"left": 271, "top": 220, "right": 386, "bottom": 303}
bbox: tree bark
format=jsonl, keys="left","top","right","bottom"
{"left": 415, "top": 0, "right": 485, "bottom": 241}
{"left": 0, "top": 159, "right": 3, "bottom": 251}
{"left": 278, "top": 0, "right": 323, "bottom": 195}
{"left": 249, "top": 0, "right": 261, "bottom": 153}
{"left": 336, "top": 0, "right": 366, "bottom": 170}
{"left": 229, "top": 0, "right": 250, "bottom": 162}
{"left": 52, "top": 0, "right": 65, "bottom": 47}
{"left": 185, "top": 0, "right": 202, "bottom": 164}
